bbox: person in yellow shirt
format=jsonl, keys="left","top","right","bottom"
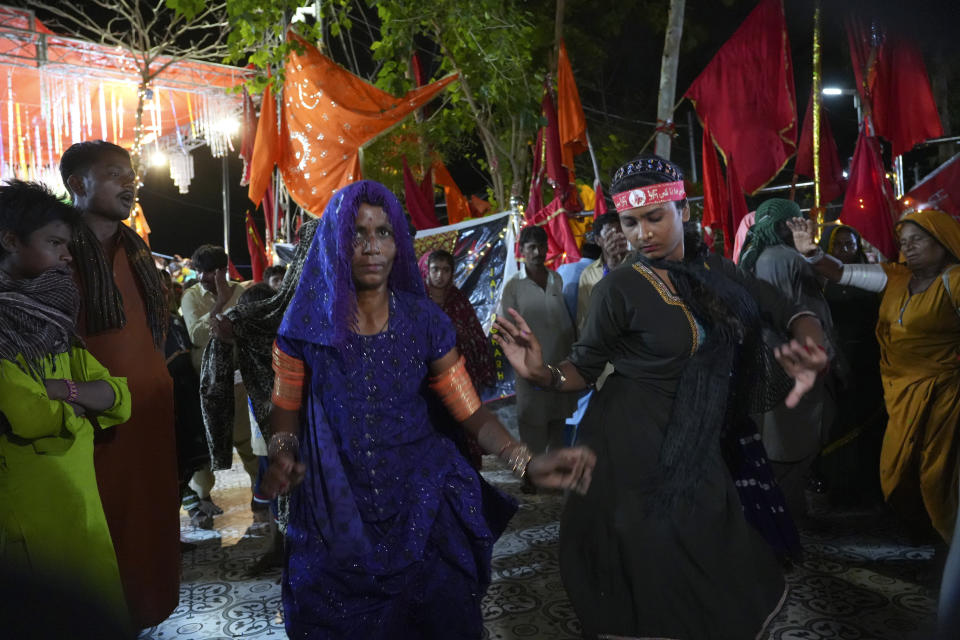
{"left": 0, "top": 180, "right": 132, "bottom": 627}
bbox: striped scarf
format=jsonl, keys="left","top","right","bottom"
{"left": 0, "top": 266, "right": 80, "bottom": 379}
{"left": 72, "top": 220, "right": 167, "bottom": 348}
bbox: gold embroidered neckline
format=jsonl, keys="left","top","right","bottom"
{"left": 632, "top": 263, "right": 699, "bottom": 356}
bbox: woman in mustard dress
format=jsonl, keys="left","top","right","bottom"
{"left": 790, "top": 208, "right": 960, "bottom": 541}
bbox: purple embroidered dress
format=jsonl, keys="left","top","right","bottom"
{"left": 276, "top": 182, "right": 515, "bottom": 639}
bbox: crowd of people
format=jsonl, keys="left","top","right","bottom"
{"left": 0, "top": 140, "right": 958, "bottom": 640}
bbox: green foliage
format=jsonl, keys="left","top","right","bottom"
{"left": 365, "top": 0, "right": 545, "bottom": 205}
{"left": 164, "top": 0, "right": 205, "bottom": 21}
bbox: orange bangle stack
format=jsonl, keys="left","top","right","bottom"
{"left": 429, "top": 355, "right": 481, "bottom": 422}
{"left": 272, "top": 342, "right": 306, "bottom": 411}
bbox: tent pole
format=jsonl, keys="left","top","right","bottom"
{"left": 222, "top": 155, "right": 230, "bottom": 254}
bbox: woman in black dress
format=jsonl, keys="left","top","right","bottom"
{"left": 495, "top": 155, "right": 829, "bottom": 639}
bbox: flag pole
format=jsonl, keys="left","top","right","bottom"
{"left": 811, "top": 0, "right": 823, "bottom": 240}
{"left": 585, "top": 129, "right": 601, "bottom": 188}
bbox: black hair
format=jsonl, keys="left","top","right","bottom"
{"left": 191, "top": 244, "right": 228, "bottom": 272}
{"left": 59, "top": 140, "right": 130, "bottom": 197}
{"left": 593, "top": 212, "right": 622, "bottom": 240}
{"left": 239, "top": 282, "right": 276, "bottom": 305}
{"left": 610, "top": 153, "right": 688, "bottom": 213}
{"left": 156, "top": 268, "right": 172, "bottom": 285}
{"left": 518, "top": 225, "right": 548, "bottom": 246}
{"left": 580, "top": 242, "right": 602, "bottom": 261}
{"left": 263, "top": 264, "right": 287, "bottom": 280}
{"left": 0, "top": 180, "right": 80, "bottom": 259}
{"left": 427, "top": 249, "right": 455, "bottom": 269}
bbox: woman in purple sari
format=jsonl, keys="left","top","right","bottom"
{"left": 261, "top": 180, "right": 595, "bottom": 639}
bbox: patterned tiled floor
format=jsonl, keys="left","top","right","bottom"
{"left": 141, "top": 459, "right": 941, "bottom": 640}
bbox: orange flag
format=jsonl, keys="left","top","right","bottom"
{"left": 432, "top": 159, "right": 471, "bottom": 225}
{"left": 257, "top": 32, "right": 457, "bottom": 216}
{"left": 248, "top": 85, "right": 281, "bottom": 207}
{"left": 557, "top": 40, "right": 587, "bottom": 172}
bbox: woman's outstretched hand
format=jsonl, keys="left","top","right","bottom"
{"left": 786, "top": 217, "right": 819, "bottom": 257}
{"left": 527, "top": 446, "right": 597, "bottom": 495}
{"left": 260, "top": 452, "right": 307, "bottom": 499}
{"left": 493, "top": 308, "right": 548, "bottom": 383}
{"left": 774, "top": 336, "right": 828, "bottom": 408}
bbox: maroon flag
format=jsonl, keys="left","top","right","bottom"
{"left": 593, "top": 180, "right": 608, "bottom": 218}
{"left": 684, "top": 0, "right": 797, "bottom": 194}
{"left": 796, "top": 93, "right": 846, "bottom": 203}
{"left": 905, "top": 153, "right": 960, "bottom": 220}
{"left": 245, "top": 211, "right": 268, "bottom": 282}
{"left": 871, "top": 33, "right": 943, "bottom": 157}
{"left": 701, "top": 122, "right": 731, "bottom": 253}
{"left": 840, "top": 125, "right": 898, "bottom": 259}
{"left": 402, "top": 157, "right": 439, "bottom": 230}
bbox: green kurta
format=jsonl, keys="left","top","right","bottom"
{"left": 0, "top": 347, "right": 131, "bottom": 619}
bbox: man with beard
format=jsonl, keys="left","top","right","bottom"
{"left": 61, "top": 141, "right": 180, "bottom": 628}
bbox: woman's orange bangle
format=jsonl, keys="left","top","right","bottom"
{"left": 429, "top": 355, "right": 481, "bottom": 422}
{"left": 272, "top": 342, "right": 305, "bottom": 411}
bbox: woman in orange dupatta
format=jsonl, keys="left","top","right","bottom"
{"left": 791, "top": 209, "right": 960, "bottom": 541}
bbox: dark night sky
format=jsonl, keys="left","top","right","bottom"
{"left": 86, "top": 0, "right": 958, "bottom": 269}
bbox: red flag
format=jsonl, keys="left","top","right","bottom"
{"left": 871, "top": 33, "right": 943, "bottom": 157}
{"left": 726, "top": 158, "right": 749, "bottom": 240}
{"left": 402, "top": 157, "right": 439, "bottom": 230}
{"left": 525, "top": 198, "right": 581, "bottom": 268}
{"left": 432, "top": 160, "right": 471, "bottom": 224}
{"left": 557, "top": 40, "right": 588, "bottom": 173}
{"left": 684, "top": 0, "right": 797, "bottom": 194}
{"left": 701, "top": 123, "right": 731, "bottom": 252}
{"left": 796, "top": 93, "right": 846, "bottom": 203}
{"left": 245, "top": 211, "right": 268, "bottom": 282}
{"left": 840, "top": 126, "right": 898, "bottom": 260}
{"left": 541, "top": 88, "right": 569, "bottom": 194}
{"left": 227, "top": 259, "right": 244, "bottom": 282}
{"left": 593, "top": 180, "right": 608, "bottom": 218}
{"left": 905, "top": 153, "right": 960, "bottom": 220}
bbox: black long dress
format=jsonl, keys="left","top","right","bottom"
{"left": 560, "top": 255, "right": 798, "bottom": 640}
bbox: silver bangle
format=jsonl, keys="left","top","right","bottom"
{"left": 544, "top": 363, "right": 567, "bottom": 391}
{"left": 268, "top": 432, "right": 300, "bottom": 460}
{"left": 506, "top": 443, "right": 533, "bottom": 479}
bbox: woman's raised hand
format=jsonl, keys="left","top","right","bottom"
{"left": 527, "top": 446, "right": 597, "bottom": 495}
{"left": 786, "top": 218, "right": 819, "bottom": 257}
{"left": 493, "top": 308, "right": 546, "bottom": 382}
{"left": 774, "top": 337, "right": 828, "bottom": 408}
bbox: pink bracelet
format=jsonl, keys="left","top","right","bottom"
{"left": 64, "top": 379, "right": 79, "bottom": 404}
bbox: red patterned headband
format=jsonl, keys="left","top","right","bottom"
{"left": 612, "top": 181, "right": 686, "bottom": 212}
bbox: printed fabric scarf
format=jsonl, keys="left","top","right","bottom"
{"left": 200, "top": 218, "right": 320, "bottom": 469}
{"left": 0, "top": 266, "right": 80, "bottom": 379}
{"left": 72, "top": 220, "right": 167, "bottom": 348}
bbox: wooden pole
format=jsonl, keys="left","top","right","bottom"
{"left": 654, "top": 0, "right": 686, "bottom": 159}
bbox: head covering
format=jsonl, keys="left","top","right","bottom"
{"left": 819, "top": 223, "right": 867, "bottom": 263}
{"left": 0, "top": 266, "right": 80, "bottom": 378}
{"left": 278, "top": 180, "right": 423, "bottom": 349}
{"left": 418, "top": 250, "right": 434, "bottom": 285}
{"left": 738, "top": 198, "right": 803, "bottom": 272}
{"left": 896, "top": 209, "right": 960, "bottom": 263}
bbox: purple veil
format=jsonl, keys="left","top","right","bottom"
{"left": 278, "top": 180, "right": 424, "bottom": 348}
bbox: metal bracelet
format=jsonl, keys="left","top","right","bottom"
{"left": 268, "top": 432, "right": 300, "bottom": 460}
{"left": 545, "top": 363, "right": 567, "bottom": 391}
{"left": 507, "top": 443, "right": 532, "bottom": 480}
{"left": 64, "top": 379, "right": 80, "bottom": 404}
